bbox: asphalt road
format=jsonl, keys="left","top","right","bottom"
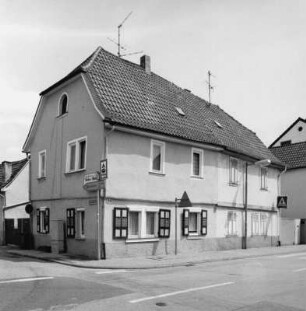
{"left": 0, "top": 248, "right": 306, "bottom": 310}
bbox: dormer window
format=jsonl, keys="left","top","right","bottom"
{"left": 59, "top": 94, "right": 68, "bottom": 116}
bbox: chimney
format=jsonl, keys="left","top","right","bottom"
{"left": 3, "top": 161, "right": 12, "bottom": 182}
{"left": 140, "top": 55, "right": 151, "bottom": 74}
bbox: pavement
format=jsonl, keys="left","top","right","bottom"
{"left": 3, "top": 244, "right": 306, "bottom": 270}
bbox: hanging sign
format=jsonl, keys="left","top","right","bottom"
{"left": 277, "top": 196, "right": 288, "bottom": 209}
{"left": 83, "top": 172, "right": 104, "bottom": 191}
{"left": 100, "top": 159, "right": 108, "bottom": 179}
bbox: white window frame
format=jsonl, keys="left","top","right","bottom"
{"left": 38, "top": 207, "right": 49, "bottom": 234}
{"left": 76, "top": 208, "right": 85, "bottom": 239}
{"left": 251, "top": 212, "right": 260, "bottom": 235}
{"left": 128, "top": 211, "right": 141, "bottom": 239}
{"left": 38, "top": 150, "right": 47, "bottom": 178}
{"left": 58, "top": 93, "right": 69, "bottom": 116}
{"left": 188, "top": 212, "right": 200, "bottom": 235}
{"left": 229, "top": 157, "right": 239, "bottom": 185}
{"left": 191, "top": 148, "right": 204, "bottom": 178}
{"left": 227, "top": 211, "right": 237, "bottom": 235}
{"left": 66, "top": 136, "right": 87, "bottom": 173}
{"left": 260, "top": 213, "right": 268, "bottom": 235}
{"left": 260, "top": 167, "right": 268, "bottom": 190}
{"left": 150, "top": 140, "right": 165, "bottom": 174}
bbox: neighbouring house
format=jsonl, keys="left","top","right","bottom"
{"left": 0, "top": 158, "right": 30, "bottom": 247}
{"left": 23, "top": 47, "right": 283, "bottom": 259}
{"left": 270, "top": 117, "right": 306, "bottom": 245}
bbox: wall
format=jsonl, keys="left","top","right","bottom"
{"left": 281, "top": 168, "right": 306, "bottom": 219}
{"left": 273, "top": 120, "right": 306, "bottom": 146}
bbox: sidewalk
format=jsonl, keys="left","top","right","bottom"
{"left": 4, "top": 244, "right": 306, "bottom": 270}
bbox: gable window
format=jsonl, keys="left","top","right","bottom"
{"left": 59, "top": 94, "right": 68, "bottom": 116}
{"left": 260, "top": 167, "right": 268, "bottom": 190}
{"left": 227, "top": 211, "right": 237, "bottom": 235}
{"left": 38, "top": 150, "right": 46, "bottom": 178}
{"left": 66, "top": 137, "right": 87, "bottom": 172}
{"left": 150, "top": 140, "right": 165, "bottom": 174}
{"left": 229, "top": 157, "right": 238, "bottom": 185}
{"left": 36, "top": 207, "right": 49, "bottom": 234}
{"left": 182, "top": 209, "right": 207, "bottom": 236}
{"left": 191, "top": 148, "right": 203, "bottom": 177}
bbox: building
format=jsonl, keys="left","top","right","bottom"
{"left": 0, "top": 158, "right": 29, "bottom": 246}
{"left": 23, "top": 47, "right": 283, "bottom": 259}
{"left": 270, "top": 117, "right": 306, "bottom": 245}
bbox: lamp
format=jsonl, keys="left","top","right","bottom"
{"left": 243, "top": 159, "right": 271, "bottom": 249}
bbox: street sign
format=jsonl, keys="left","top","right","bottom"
{"left": 178, "top": 191, "right": 192, "bottom": 208}
{"left": 100, "top": 159, "right": 108, "bottom": 179}
{"left": 83, "top": 172, "right": 100, "bottom": 185}
{"left": 277, "top": 196, "right": 288, "bottom": 209}
{"left": 83, "top": 180, "right": 105, "bottom": 192}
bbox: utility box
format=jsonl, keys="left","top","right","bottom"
{"left": 50, "top": 220, "right": 64, "bottom": 253}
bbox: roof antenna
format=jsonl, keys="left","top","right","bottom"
{"left": 206, "top": 70, "right": 215, "bottom": 105}
{"left": 107, "top": 11, "right": 143, "bottom": 58}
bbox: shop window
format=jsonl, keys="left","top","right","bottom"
{"left": 37, "top": 207, "right": 49, "bottom": 234}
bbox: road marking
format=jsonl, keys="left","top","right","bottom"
{"left": 293, "top": 268, "right": 306, "bottom": 273}
{"left": 277, "top": 253, "right": 306, "bottom": 258}
{"left": 95, "top": 269, "right": 127, "bottom": 274}
{"left": 129, "top": 281, "right": 234, "bottom": 304}
{"left": 0, "top": 276, "right": 54, "bottom": 284}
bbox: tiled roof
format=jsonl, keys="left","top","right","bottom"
{"left": 45, "top": 47, "right": 282, "bottom": 166}
{"left": 0, "top": 158, "right": 28, "bottom": 189}
{"left": 270, "top": 142, "right": 306, "bottom": 169}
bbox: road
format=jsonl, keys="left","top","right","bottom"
{"left": 0, "top": 247, "right": 306, "bottom": 310}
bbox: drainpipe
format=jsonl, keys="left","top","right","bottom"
{"left": 277, "top": 165, "right": 287, "bottom": 246}
{"left": 100, "top": 123, "right": 115, "bottom": 259}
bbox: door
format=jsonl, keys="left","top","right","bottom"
{"left": 300, "top": 219, "right": 306, "bottom": 244}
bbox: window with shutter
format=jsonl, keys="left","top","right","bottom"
{"left": 201, "top": 210, "right": 207, "bottom": 235}
{"left": 113, "top": 208, "right": 128, "bottom": 239}
{"left": 158, "top": 209, "right": 171, "bottom": 238}
{"left": 182, "top": 209, "right": 190, "bottom": 236}
{"left": 37, "top": 209, "right": 40, "bottom": 233}
{"left": 44, "top": 208, "right": 50, "bottom": 233}
{"left": 67, "top": 208, "right": 75, "bottom": 238}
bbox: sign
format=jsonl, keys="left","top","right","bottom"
{"left": 178, "top": 191, "right": 192, "bottom": 208}
{"left": 277, "top": 196, "right": 288, "bottom": 209}
{"left": 83, "top": 172, "right": 100, "bottom": 186}
{"left": 83, "top": 180, "right": 105, "bottom": 192}
{"left": 100, "top": 159, "right": 108, "bottom": 179}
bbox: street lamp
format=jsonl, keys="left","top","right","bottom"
{"left": 243, "top": 159, "right": 271, "bottom": 250}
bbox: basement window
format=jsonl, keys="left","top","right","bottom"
{"left": 175, "top": 107, "right": 185, "bottom": 116}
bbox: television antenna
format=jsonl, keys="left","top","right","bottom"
{"left": 206, "top": 70, "right": 216, "bottom": 104}
{"left": 108, "top": 11, "right": 143, "bottom": 58}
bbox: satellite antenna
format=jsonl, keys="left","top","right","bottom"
{"left": 108, "top": 11, "right": 143, "bottom": 58}
{"left": 206, "top": 70, "right": 216, "bottom": 105}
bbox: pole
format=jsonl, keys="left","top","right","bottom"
{"left": 97, "top": 189, "right": 100, "bottom": 259}
{"left": 175, "top": 198, "right": 178, "bottom": 255}
{"left": 117, "top": 26, "right": 121, "bottom": 57}
{"left": 243, "top": 163, "right": 248, "bottom": 249}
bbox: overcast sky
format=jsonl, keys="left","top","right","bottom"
{"left": 1, "top": 0, "right": 305, "bottom": 162}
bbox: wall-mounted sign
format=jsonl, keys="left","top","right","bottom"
{"left": 100, "top": 159, "right": 108, "bottom": 180}
{"left": 83, "top": 172, "right": 100, "bottom": 186}
{"left": 277, "top": 196, "right": 288, "bottom": 209}
{"left": 84, "top": 180, "right": 105, "bottom": 192}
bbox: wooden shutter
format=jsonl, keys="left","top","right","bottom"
{"left": 37, "top": 209, "right": 40, "bottom": 233}
{"left": 201, "top": 209, "right": 207, "bottom": 235}
{"left": 66, "top": 208, "right": 75, "bottom": 238}
{"left": 113, "top": 208, "right": 128, "bottom": 239}
{"left": 182, "top": 209, "right": 189, "bottom": 236}
{"left": 44, "top": 208, "right": 50, "bottom": 233}
{"left": 158, "top": 209, "right": 171, "bottom": 238}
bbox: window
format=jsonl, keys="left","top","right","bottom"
{"left": 182, "top": 209, "right": 207, "bottom": 236}
{"left": 113, "top": 208, "right": 128, "bottom": 239}
{"left": 229, "top": 158, "right": 238, "bottom": 185}
{"left": 146, "top": 212, "right": 156, "bottom": 236}
{"left": 36, "top": 208, "right": 49, "bottom": 234}
{"left": 159, "top": 209, "right": 171, "bottom": 238}
{"left": 66, "top": 208, "right": 75, "bottom": 238}
{"left": 227, "top": 211, "right": 237, "bottom": 235}
{"left": 260, "top": 213, "right": 268, "bottom": 235}
{"left": 251, "top": 213, "right": 260, "bottom": 235}
{"left": 38, "top": 150, "right": 46, "bottom": 178}
{"left": 59, "top": 94, "right": 68, "bottom": 116}
{"left": 191, "top": 148, "right": 203, "bottom": 177}
{"left": 66, "top": 137, "right": 87, "bottom": 172}
{"left": 260, "top": 168, "right": 268, "bottom": 190}
{"left": 128, "top": 211, "right": 140, "bottom": 238}
{"left": 76, "top": 209, "right": 85, "bottom": 239}
{"left": 150, "top": 140, "right": 165, "bottom": 174}
{"left": 280, "top": 140, "right": 291, "bottom": 146}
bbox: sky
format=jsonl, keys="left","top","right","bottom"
{"left": 1, "top": 0, "right": 306, "bottom": 162}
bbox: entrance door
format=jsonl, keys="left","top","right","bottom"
{"left": 5, "top": 218, "right": 31, "bottom": 248}
{"left": 301, "top": 219, "right": 306, "bottom": 244}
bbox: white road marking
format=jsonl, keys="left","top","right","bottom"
{"left": 95, "top": 269, "right": 127, "bottom": 274}
{"left": 293, "top": 268, "right": 306, "bottom": 273}
{"left": 0, "top": 276, "right": 54, "bottom": 284}
{"left": 129, "top": 281, "right": 235, "bottom": 304}
{"left": 277, "top": 253, "right": 306, "bottom": 258}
